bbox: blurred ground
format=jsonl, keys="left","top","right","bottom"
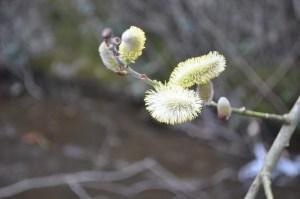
{"left": 0, "top": 82, "right": 299, "bottom": 199}
{"left": 0, "top": 81, "right": 239, "bottom": 198}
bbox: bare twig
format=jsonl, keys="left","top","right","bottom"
{"left": 148, "top": 163, "right": 198, "bottom": 192}
{"left": 0, "top": 158, "right": 155, "bottom": 198}
{"left": 208, "top": 101, "right": 290, "bottom": 124}
{"left": 262, "top": 174, "right": 273, "bottom": 199}
{"left": 87, "top": 179, "right": 196, "bottom": 199}
{"left": 67, "top": 178, "right": 93, "bottom": 199}
{"left": 85, "top": 180, "right": 169, "bottom": 198}
{"left": 0, "top": 156, "right": 234, "bottom": 199}
{"left": 197, "top": 168, "right": 234, "bottom": 190}
{"left": 244, "top": 96, "right": 300, "bottom": 199}
{"left": 126, "top": 66, "right": 159, "bottom": 87}
{"left": 0, "top": 158, "right": 201, "bottom": 199}
{"left": 88, "top": 167, "right": 233, "bottom": 199}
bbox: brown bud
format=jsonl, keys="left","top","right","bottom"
{"left": 102, "top": 28, "right": 112, "bottom": 40}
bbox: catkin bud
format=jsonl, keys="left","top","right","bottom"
{"left": 102, "top": 28, "right": 112, "bottom": 40}
{"left": 98, "top": 41, "right": 120, "bottom": 72}
{"left": 217, "top": 97, "right": 232, "bottom": 120}
{"left": 197, "top": 81, "right": 214, "bottom": 104}
{"left": 119, "top": 26, "right": 146, "bottom": 64}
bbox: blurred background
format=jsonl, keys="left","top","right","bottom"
{"left": 0, "top": 0, "right": 300, "bottom": 198}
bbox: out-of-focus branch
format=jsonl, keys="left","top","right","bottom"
{"left": 208, "top": 101, "right": 290, "bottom": 124}
{"left": 0, "top": 158, "right": 202, "bottom": 199}
{"left": 67, "top": 178, "right": 93, "bottom": 199}
{"left": 0, "top": 159, "right": 155, "bottom": 198}
{"left": 249, "top": 36, "right": 300, "bottom": 109}
{"left": 193, "top": 11, "right": 288, "bottom": 112}
{"left": 244, "top": 96, "right": 300, "bottom": 199}
{"left": 87, "top": 168, "right": 233, "bottom": 199}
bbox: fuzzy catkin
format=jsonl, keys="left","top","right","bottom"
{"left": 169, "top": 51, "right": 226, "bottom": 88}
{"left": 145, "top": 84, "right": 202, "bottom": 124}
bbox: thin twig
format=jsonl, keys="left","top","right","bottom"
{"left": 86, "top": 179, "right": 194, "bottom": 199}
{"left": 0, "top": 159, "right": 155, "bottom": 198}
{"left": 126, "top": 66, "right": 159, "bottom": 87}
{"left": 67, "top": 178, "right": 93, "bottom": 199}
{"left": 262, "top": 174, "right": 273, "bottom": 199}
{"left": 244, "top": 96, "right": 300, "bottom": 199}
{"left": 0, "top": 158, "right": 200, "bottom": 199}
{"left": 85, "top": 180, "right": 167, "bottom": 197}
{"left": 207, "top": 101, "right": 290, "bottom": 124}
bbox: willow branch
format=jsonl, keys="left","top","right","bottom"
{"left": 120, "top": 59, "right": 290, "bottom": 125}
{"left": 207, "top": 101, "right": 290, "bottom": 124}
{"left": 125, "top": 66, "right": 290, "bottom": 125}
{"left": 244, "top": 96, "right": 300, "bottom": 199}
{"left": 103, "top": 28, "right": 290, "bottom": 124}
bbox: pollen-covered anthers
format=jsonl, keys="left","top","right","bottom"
{"left": 145, "top": 84, "right": 203, "bottom": 125}
{"left": 169, "top": 51, "right": 226, "bottom": 88}
{"left": 119, "top": 26, "right": 146, "bottom": 64}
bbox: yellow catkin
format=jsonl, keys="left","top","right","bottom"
{"left": 119, "top": 26, "right": 146, "bottom": 64}
{"left": 169, "top": 51, "right": 226, "bottom": 88}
